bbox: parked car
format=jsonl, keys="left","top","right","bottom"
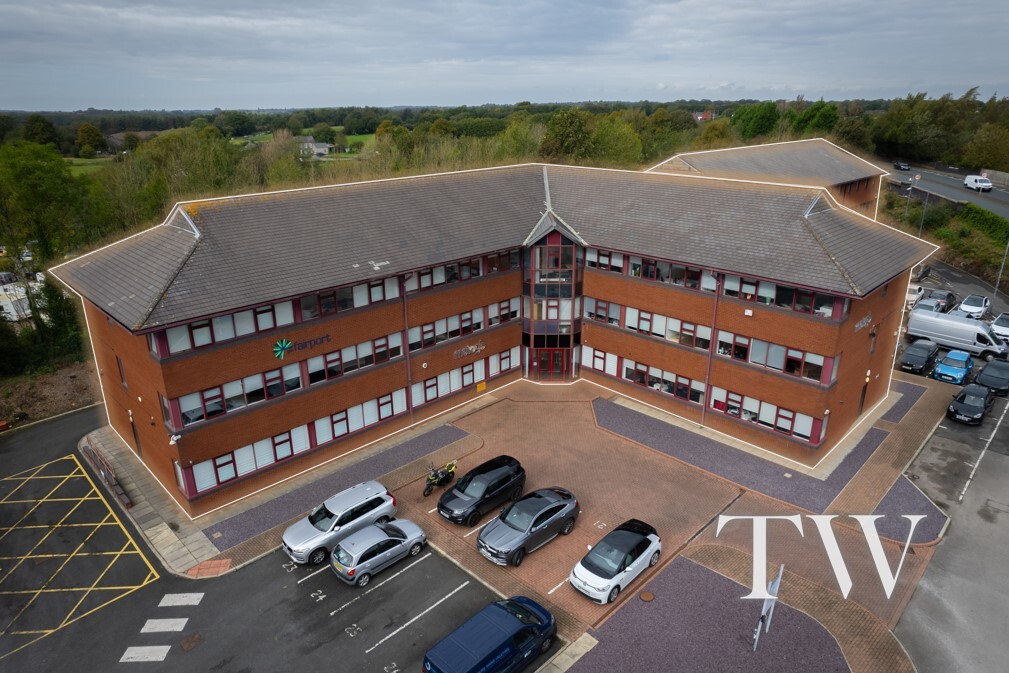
{"left": 477, "top": 487, "right": 579, "bottom": 566}
{"left": 282, "top": 480, "right": 397, "bottom": 565}
{"left": 913, "top": 298, "right": 943, "bottom": 313}
{"left": 964, "top": 175, "right": 993, "bottom": 192}
{"left": 925, "top": 289, "right": 957, "bottom": 312}
{"left": 991, "top": 312, "right": 1009, "bottom": 340}
{"left": 569, "top": 519, "right": 661, "bottom": 604}
{"left": 947, "top": 383, "right": 995, "bottom": 425}
{"left": 893, "top": 161, "right": 910, "bottom": 171}
{"left": 932, "top": 350, "right": 975, "bottom": 385}
{"left": 330, "top": 519, "right": 426, "bottom": 586}
{"left": 898, "top": 339, "right": 940, "bottom": 375}
{"left": 438, "top": 455, "right": 526, "bottom": 527}
{"left": 423, "top": 597, "right": 556, "bottom": 673}
{"left": 974, "top": 359, "right": 1009, "bottom": 396}
{"left": 957, "top": 294, "right": 991, "bottom": 319}
{"left": 905, "top": 284, "right": 924, "bottom": 310}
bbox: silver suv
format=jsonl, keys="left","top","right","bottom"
{"left": 282, "top": 480, "right": 397, "bottom": 564}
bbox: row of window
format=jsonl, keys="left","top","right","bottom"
{"left": 580, "top": 345, "right": 823, "bottom": 444}
{"left": 586, "top": 297, "right": 714, "bottom": 352}
{"left": 156, "top": 249, "right": 521, "bottom": 358}
{"left": 183, "top": 346, "right": 523, "bottom": 495}
{"left": 171, "top": 331, "right": 403, "bottom": 428}
{"left": 407, "top": 298, "right": 520, "bottom": 352}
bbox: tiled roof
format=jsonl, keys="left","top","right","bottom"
{"left": 51, "top": 160, "right": 934, "bottom": 331}
{"left": 647, "top": 138, "right": 885, "bottom": 187}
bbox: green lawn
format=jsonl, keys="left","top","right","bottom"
{"left": 66, "top": 156, "right": 114, "bottom": 175}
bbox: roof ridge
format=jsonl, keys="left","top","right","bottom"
{"left": 131, "top": 214, "right": 202, "bottom": 330}
{"left": 800, "top": 195, "right": 861, "bottom": 294}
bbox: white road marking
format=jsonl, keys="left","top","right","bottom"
{"left": 364, "top": 581, "right": 470, "bottom": 654}
{"left": 428, "top": 507, "right": 438, "bottom": 514}
{"left": 158, "top": 593, "right": 203, "bottom": 607}
{"left": 329, "top": 553, "right": 432, "bottom": 617}
{"left": 141, "top": 618, "right": 189, "bottom": 633}
{"left": 548, "top": 579, "right": 568, "bottom": 595}
{"left": 120, "top": 646, "right": 171, "bottom": 662}
{"left": 297, "top": 566, "right": 330, "bottom": 584}
{"left": 958, "top": 398, "right": 1009, "bottom": 502}
{"left": 463, "top": 520, "right": 492, "bottom": 538}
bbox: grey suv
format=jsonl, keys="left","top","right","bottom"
{"left": 477, "top": 487, "right": 579, "bottom": 566}
{"left": 282, "top": 480, "right": 397, "bottom": 564}
{"left": 331, "top": 519, "right": 426, "bottom": 586}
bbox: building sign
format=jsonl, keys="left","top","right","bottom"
{"left": 274, "top": 334, "right": 333, "bottom": 360}
{"left": 854, "top": 313, "right": 873, "bottom": 332}
{"left": 453, "top": 341, "right": 486, "bottom": 359}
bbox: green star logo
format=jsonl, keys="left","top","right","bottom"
{"left": 273, "top": 339, "right": 292, "bottom": 360}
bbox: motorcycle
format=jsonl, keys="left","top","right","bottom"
{"left": 423, "top": 459, "right": 457, "bottom": 497}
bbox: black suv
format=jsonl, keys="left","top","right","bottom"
{"left": 438, "top": 455, "right": 526, "bottom": 526}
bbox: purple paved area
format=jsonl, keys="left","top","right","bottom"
{"left": 203, "top": 424, "right": 467, "bottom": 551}
{"left": 571, "top": 556, "right": 848, "bottom": 673}
{"left": 593, "top": 398, "right": 887, "bottom": 514}
{"left": 881, "top": 380, "right": 927, "bottom": 424}
{"left": 872, "top": 475, "right": 947, "bottom": 544}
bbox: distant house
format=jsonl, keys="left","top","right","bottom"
{"left": 693, "top": 112, "right": 715, "bottom": 122}
{"left": 293, "top": 136, "right": 330, "bottom": 156}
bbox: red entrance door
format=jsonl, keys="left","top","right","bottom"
{"left": 532, "top": 349, "right": 569, "bottom": 381}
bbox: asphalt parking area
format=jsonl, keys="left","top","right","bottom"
{"left": 269, "top": 546, "right": 560, "bottom": 672}
{"left": 394, "top": 396, "right": 743, "bottom": 633}
{"left": 0, "top": 455, "right": 159, "bottom": 661}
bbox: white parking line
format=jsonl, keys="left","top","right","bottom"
{"left": 958, "top": 398, "right": 1009, "bottom": 503}
{"left": 428, "top": 507, "right": 438, "bottom": 514}
{"left": 297, "top": 566, "right": 330, "bottom": 584}
{"left": 141, "top": 618, "right": 188, "bottom": 633}
{"left": 547, "top": 579, "right": 568, "bottom": 595}
{"left": 364, "top": 581, "right": 470, "bottom": 654}
{"left": 120, "top": 646, "right": 171, "bottom": 662}
{"left": 463, "top": 520, "right": 492, "bottom": 538}
{"left": 329, "top": 552, "right": 432, "bottom": 617}
{"left": 158, "top": 593, "right": 203, "bottom": 607}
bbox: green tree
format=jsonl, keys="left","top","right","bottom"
{"left": 792, "top": 100, "right": 839, "bottom": 134}
{"left": 75, "top": 122, "right": 108, "bottom": 157}
{"left": 498, "top": 113, "right": 542, "bottom": 160}
{"left": 310, "top": 123, "right": 336, "bottom": 145}
{"left": 539, "top": 108, "right": 593, "bottom": 161}
{"left": 0, "top": 115, "right": 14, "bottom": 144}
{"left": 963, "top": 123, "right": 1009, "bottom": 172}
{"left": 122, "top": 132, "right": 142, "bottom": 151}
{"left": 731, "top": 102, "right": 779, "bottom": 140}
{"left": 590, "top": 115, "right": 642, "bottom": 165}
{"left": 832, "top": 116, "right": 873, "bottom": 151}
{"left": 22, "top": 114, "right": 61, "bottom": 147}
{"left": 0, "top": 315, "right": 22, "bottom": 376}
{"left": 213, "top": 110, "right": 256, "bottom": 138}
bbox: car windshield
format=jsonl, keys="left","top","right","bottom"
{"left": 308, "top": 503, "right": 336, "bottom": 531}
{"left": 334, "top": 544, "right": 354, "bottom": 566}
{"left": 500, "top": 497, "right": 542, "bottom": 531}
{"left": 582, "top": 539, "right": 631, "bottom": 580}
{"left": 928, "top": 291, "right": 946, "bottom": 300}
{"left": 907, "top": 344, "right": 932, "bottom": 357}
{"left": 940, "top": 356, "right": 968, "bottom": 370}
{"left": 456, "top": 474, "right": 488, "bottom": 498}
{"left": 963, "top": 296, "right": 984, "bottom": 308}
{"left": 959, "top": 393, "right": 985, "bottom": 407}
{"left": 994, "top": 315, "right": 1009, "bottom": 328}
{"left": 495, "top": 600, "right": 542, "bottom": 625}
{"left": 990, "top": 330, "right": 1005, "bottom": 346}
{"left": 381, "top": 523, "right": 405, "bottom": 540}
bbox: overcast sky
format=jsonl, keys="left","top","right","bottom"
{"left": 1, "top": 1, "right": 1006, "bottom": 111}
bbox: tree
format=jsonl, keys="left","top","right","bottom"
{"left": 498, "top": 113, "right": 542, "bottom": 159}
{"left": 22, "top": 114, "right": 61, "bottom": 147}
{"left": 832, "top": 116, "right": 873, "bottom": 151}
{"left": 539, "top": 108, "right": 593, "bottom": 161}
{"left": 793, "top": 100, "right": 839, "bottom": 134}
{"left": 75, "top": 122, "right": 107, "bottom": 157}
{"left": 122, "top": 132, "right": 142, "bottom": 151}
{"left": 0, "top": 115, "right": 14, "bottom": 144}
{"left": 310, "top": 122, "right": 336, "bottom": 145}
{"left": 963, "top": 123, "right": 1009, "bottom": 172}
{"left": 213, "top": 110, "right": 256, "bottom": 138}
{"left": 731, "top": 102, "right": 779, "bottom": 140}
{"left": 591, "top": 115, "right": 642, "bottom": 165}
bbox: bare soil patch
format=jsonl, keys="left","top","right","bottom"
{"left": 0, "top": 361, "right": 101, "bottom": 428}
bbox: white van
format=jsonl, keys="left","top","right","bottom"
{"left": 964, "top": 175, "right": 993, "bottom": 192}
{"left": 906, "top": 309, "right": 1007, "bottom": 360}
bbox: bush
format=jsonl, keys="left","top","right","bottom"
{"left": 958, "top": 203, "right": 1009, "bottom": 246}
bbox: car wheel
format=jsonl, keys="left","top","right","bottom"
{"left": 561, "top": 518, "right": 575, "bottom": 535}
{"left": 509, "top": 486, "right": 523, "bottom": 501}
{"left": 985, "top": 352, "right": 995, "bottom": 362}
{"left": 376, "top": 516, "right": 391, "bottom": 524}
{"left": 356, "top": 573, "right": 371, "bottom": 587}
{"left": 466, "top": 511, "right": 480, "bottom": 527}
{"left": 607, "top": 585, "right": 620, "bottom": 604}
{"left": 510, "top": 548, "right": 525, "bottom": 567}
{"left": 409, "top": 542, "right": 423, "bottom": 556}
{"left": 539, "top": 637, "right": 553, "bottom": 655}
{"left": 649, "top": 550, "right": 660, "bottom": 567}
{"left": 308, "top": 548, "right": 327, "bottom": 565}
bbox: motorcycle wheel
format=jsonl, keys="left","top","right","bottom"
{"left": 423, "top": 483, "right": 434, "bottom": 497}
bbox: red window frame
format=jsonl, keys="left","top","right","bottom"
{"left": 461, "top": 364, "right": 475, "bottom": 387}
{"left": 500, "top": 349, "right": 512, "bottom": 370}
{"left": 201, "top": 387, "right": 226, "bottom": 419}
{"left": 460, "top": 312, "right": 474, "bottom": 335}
{"left": 421, "top": 323, "right": 437, "bottom": 348}
{"left": 272, "top": 431, "right": 293, "bottom": 459}
{"left": 591, "top": 349, "right": 606, "bottom": 371}
{"left": 325, "top": 351, "right": 343, "bottom": 379}
{"left": 424, "top": 377, "right": 438, "bottom": 403}
{"left": 499, "top": 300, "right": 514, "bottom": 322}
{"left": 369, "top": 280, "right": 386, "bottom": 303}
{"left": 636, "top": 311, "right": 653, "bottom": 334}
{"left": 725, "top": 392, "right": 743, "bottom": 417}
{"left": 214, "top": 454, "right": 237, "bottom": 484}
{"left": 377, "top": 394, "right": 395, "bottom": 420}
{"left": 373, "top": 337, "right": 390, "bottom": 364}
{"left": 775, "top": 408, "right": 795, "bottom": 435}
{"left": 545, "top": 299, "right": 560, "bottom": 320}
{"left": 330, "top": 410, "right": 349, "bottom": 438}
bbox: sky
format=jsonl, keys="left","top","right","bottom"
{"left": 1, "top": 0, "right": 1007, "bottom": 112}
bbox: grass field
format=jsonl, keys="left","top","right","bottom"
{"left": 66, "top": 156, "right": 114, "bottom": 175}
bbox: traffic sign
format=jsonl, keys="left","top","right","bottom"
{"left": 915, "top": 174, "right": 921, "bottom": 180}
{"left": 982, "top": 172, "right": 988, "bottom": 178}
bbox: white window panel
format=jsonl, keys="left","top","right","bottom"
{"left": 256, "top": 310, "right": 274, "bottom": 331}
{"left": 407, "top": 326, "right": 421, "bottom": 344}
{"left": 489, "top": 354, "right": 501, "bottom": 376}
{"left": 362, "top": 399, "right": 379, "bottom": 426}
{"left": 449, "top": 368, "right": 462, "bottom": 391}
{"left": 192, "top": 461, "right": 216, "bottom": 493}
{"left": 510, "top": 297, "right": 520, "bottom": 313}
{"left": 701, "top": 270, "right": 718, "bottom": 292}
{"left": 474, "top": 360, "right": 485, "bottom": 381}
{"left": 724, "top": 275, "right": 740, "bottom": 293}
{"left": 604, "top": 353, "right": 618, "bottom": 376}
{"left": 651, "top": 315, "right": 666, "bottom": 337}
{"left": 358, "top": 341, "right": 373, "bottom": 358}
{"left": 488, "top": 303, "right": 500, "bottom": 320}
{"left": 291, "top": 425, "right": 310, "bottom": 454}
{"left": 243, "top": 375, "right": 264, "bottom": 396}
{"left": 393, "top": 389, "right": 407, "bottom": 414}
{"left": 215, "top": 457, "right": 236, "bottom": 482}
{"left": 697, "top": 325, "right": 712, "bottom": 339}
{"left": 384, "top": 277, "right": 400, "bottom": 299}
{"left": 758, "top": 282, "right": 775, "bottom": 302}
{"left": 166, "top": 326, "right": 192, "bottom": 354}
{"left": 274, "top": 301, "right": 294, "bottom": 326}
{"left": 224, "top": 381, "right": 245, "bottom": 410}
{"left": 347, "top": 404, "right": 365, "bottom": 432}
{"left": 710, "top": 387, "right": 727, "bottom": 404}
{"left": 560, "top": 300, "right": 572, "bottom": 320}
{"left": 342, "top": 344, "right": 357, "bottom": 362}
{"left": 433, "top": 266, "right": 446, "bottom": 284}
{"left": 314, "top": 417, "right": 333, "bottom": 444}
{"left": 234, "top": 310, "right": 256, "bottom": 336}
{"left": 759, "top": 402, "right": 777, "bottom": 425}
{"left": 411, "top": 382, "right": 425, "bottom": 406}
{"left": 212, "top": 315, "right": 235, "bottom": 341}
{"left": 307, "top": 356, "right": 324, "bottom": 374}
{"left": 404, "top": 274, "right": 419, "bottom": 292}
{"left": 447, "top": 315, "right": 459, "bottom": 333}
{"left": 794, "top": 414, "right": 814, "bottom": 439}
{"left": 389, "top": 332, "right": 402, "bottom": 351}
{"left": 510, "top": 346, "right": 520, "bottom": 365}
{"left": 437, "top": 372, "right": 451, "bottom": 396}
{"left": 611, "top": 252, "right": 623, "bottom": 268}
{"left": 253, "top": 439, "right": 275, "bottom": 468}
{"left": 806, "top": 353, "right": 825, "bottom": 365}
{"left": 234, "top": 445, "right": 257, "bottom": 476}
{"left": 473, "top": 308, "right": 484, "bottom": 324}
{"left": 625, "top": 307, "right": 638, "bottom": 326}
{"left": 749, "top": 340, "right": 768, "bottom": 366}
{"left": 767, "top": 344, "right": 787, "bottom": 370}
{"left": 353, "top": 284, "right": 369, "bottom": 308}
{"left": 436, "top": 318, "right": 448, "bottom": 336}
{"left": 581, "top": 345, "right": 594, "bottom": 366}
{"left": 582, "top": 297, "right": 595, "bottom": 317}
{"left": 274, "top": 438, "right": 292, "bottom": 461}
{"left": 586, "top": 248, "right": 598, "bottom": 263}
{"left": 192, "top": 324, "right": 213, "bottom": 348}
{"left": 332, "top": 414, "right": 349, "bottom": 437}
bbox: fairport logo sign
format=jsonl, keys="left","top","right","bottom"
{"left": 716, "top": 514, "right": 926, "bottom": 599}
{"left": 273, "top": 334, "right": 332, "bottom": 359}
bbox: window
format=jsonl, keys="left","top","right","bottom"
{"left": 378, "top": 394, "right": 395, "bottom": 420}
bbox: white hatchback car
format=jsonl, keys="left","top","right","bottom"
{"left": 992, "top": 313, "right": 1009, "bottom": 340}
{"left": 957, "top": 294, "right": 991, "bottom": 319}
{"left": 569, "top": 519, "right": 661, "bottom": 604}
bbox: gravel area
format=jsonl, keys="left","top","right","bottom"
{"left": 571, "top": 556, "right": 848, "bottom": 673}
{"left": 872, "top": 475, "right": 947, "bottom": 543}
{"left": 881, "top": 381, "right": 927, "bottom": 424}
{"left": 203, "top": 424, "right": 467, "bottom": 550}
{"left": 593, "top": 399, "right": 887, "bottom": 514}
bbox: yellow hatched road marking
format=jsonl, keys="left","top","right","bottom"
{"left": 1, "top": 520, "right": 118, "bottom": 533}
{"left": 1, "top": 496, "right": 102, "bottom": 504}
{"left": 0, "top": 549, "right": 143, "bottom": 562}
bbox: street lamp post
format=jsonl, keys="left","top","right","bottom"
{"left": 918, "top": 190, "right": 930, "bottom": 238}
